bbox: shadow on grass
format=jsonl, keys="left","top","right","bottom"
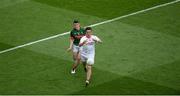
{"left": 0, "top": 42, "right": 14, "bottom": 51}
{"left": 73, "top": 76, "right": 180, "bottom": 95}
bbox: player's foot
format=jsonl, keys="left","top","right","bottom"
{"left": 71, "top": 69, "right": 76, "bottom": 74}
{"left": 85, "top": 80, "right": 89, "bottom": 87}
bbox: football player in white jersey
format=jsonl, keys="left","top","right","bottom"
{"left": 79, "top": 27, "right": 102, "bottom": 86}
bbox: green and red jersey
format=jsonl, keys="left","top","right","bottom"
{"left": 70, "top": 28, "right": 86, "bottom": 46}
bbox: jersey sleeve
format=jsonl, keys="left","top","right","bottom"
{"left": 92, "top": 35, "right": 101, "bottom": 42}
{"left": 80, "top": 37, "right": 86, "bottom": 44}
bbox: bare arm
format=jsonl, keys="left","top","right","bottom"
{"left": 79, "top": 37, "right": 87, "bottom": 47}
{"left": 97, "top": 39, "right": 102, "bottom": 43}
{"left": 67, "top": 37, "right": 74, "bottom": 52}
{"left": 79, "top": 41, "right": 86, "bottom": 47}
{"left": 93, "top": 36, "right": 102, "bottom": 43}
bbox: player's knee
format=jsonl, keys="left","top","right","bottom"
{"left": 73, "top": 53, "right": 78, "bottom": 61}
{"left": 77, "top": 56, "right": 81, "bottom": 61}
{"left": 86, "top": 65, "right": 91, "bottom": 70}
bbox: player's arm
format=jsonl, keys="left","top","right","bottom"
{"left": 93, "top": 36, "right": 102, "bottom": 43}
{"left": 67, "top": 32, "right": 74, "bottom": 52}
{"left": 79, "top": 37, "right": 87, "bottom": 47}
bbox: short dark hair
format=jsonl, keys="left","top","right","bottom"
{"left": 73, "top": 20, "right": 79, "bottom": 23}
{"left": 85, "top": 27, "right": 92, "bottom": 31}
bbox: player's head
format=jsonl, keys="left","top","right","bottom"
{"left": 85, "top": 27, "right": 92, "bottom": 37}
{"left": 73, "top": 20, "right": 80, "bottom": 30}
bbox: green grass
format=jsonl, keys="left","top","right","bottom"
{"left": 0, "top": 48, "right": 118, "bottom": 94}
{"left": 74, "top": 77, "right": 179, "bottom": 95}
{"left": 0, "top": 0, "right": 180, "bottom": 95}
{"left": 121, "top": 2, "right": 180, "bottom": 37}
{"left": 0, "top": 0, "right": 103, "bottom": 48}
{"left": 33, "top": 0, "right": 173, "bottom": 19}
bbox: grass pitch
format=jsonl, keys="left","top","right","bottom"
{"left": 0, "top": 0, "right": 180, "bottom": 95}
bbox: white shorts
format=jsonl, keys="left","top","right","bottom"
{"left": 72, "top": 44, "right": 80, "bottom": 53}
{"left": 80, "top": 52, "right": 95, "bottom": 65}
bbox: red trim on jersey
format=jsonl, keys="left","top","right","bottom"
{"left": 75, "top": 35, "right": 84, "bottom": 39}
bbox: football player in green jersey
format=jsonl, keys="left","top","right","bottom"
{"left": 67, "top": 20, "right": 86, "bottom": 74}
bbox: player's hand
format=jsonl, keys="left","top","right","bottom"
{"left": 67, "top": 47, "right": 72, "bottom": 52}
{"left": 83, "top": 39, "right": 88, "bottom": 45}
{"left": 93, "top": 39, "right": 102, "bottom": 43}
{"left": 84, "top": 39, "right": 88, "bottom": 44}
{"left": 98, "top": 40, "right": 103, "bottom": 43}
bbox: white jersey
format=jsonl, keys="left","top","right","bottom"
{"left": 80, "top": 35, "right": 100, "bottom": 55}
{"left": 79, "top": 35, "right": 101, "bottom": 65}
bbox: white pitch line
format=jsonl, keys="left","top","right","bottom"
{"left": 89, "top": 0, "right": 180, "bottom": 27}
{"left": 0, "top": 0, "right": 179, "bottom": 54}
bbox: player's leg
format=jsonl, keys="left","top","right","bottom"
{"left": 71, "top": 52, "right": 77, "bottom": 73}
{"left": 72, "top": 52, "right": 81, "bottom": 68}
{"left": 76, "top": 52, "right": 81, "bottom": 67}
{"left": 80, "top": 54, "right": 87, "bottom": 72}
{"left": 82, "top": 61, "right": 87, "bottom": 72}
{"left": 71, "top": 45, "right": 80, "bottom": 74}
{"left": 85, "top": 58, "right": 94, "bottom": 86}
{"left": 86, "top": 64, "right": 92, "bottom": 85}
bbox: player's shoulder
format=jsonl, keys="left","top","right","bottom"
{"left": 80, "top": 36, "right": 87, "bottom": 42}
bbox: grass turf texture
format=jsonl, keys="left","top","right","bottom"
{"left": 0, "top": 0, "right": 180, "bottom": 95}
